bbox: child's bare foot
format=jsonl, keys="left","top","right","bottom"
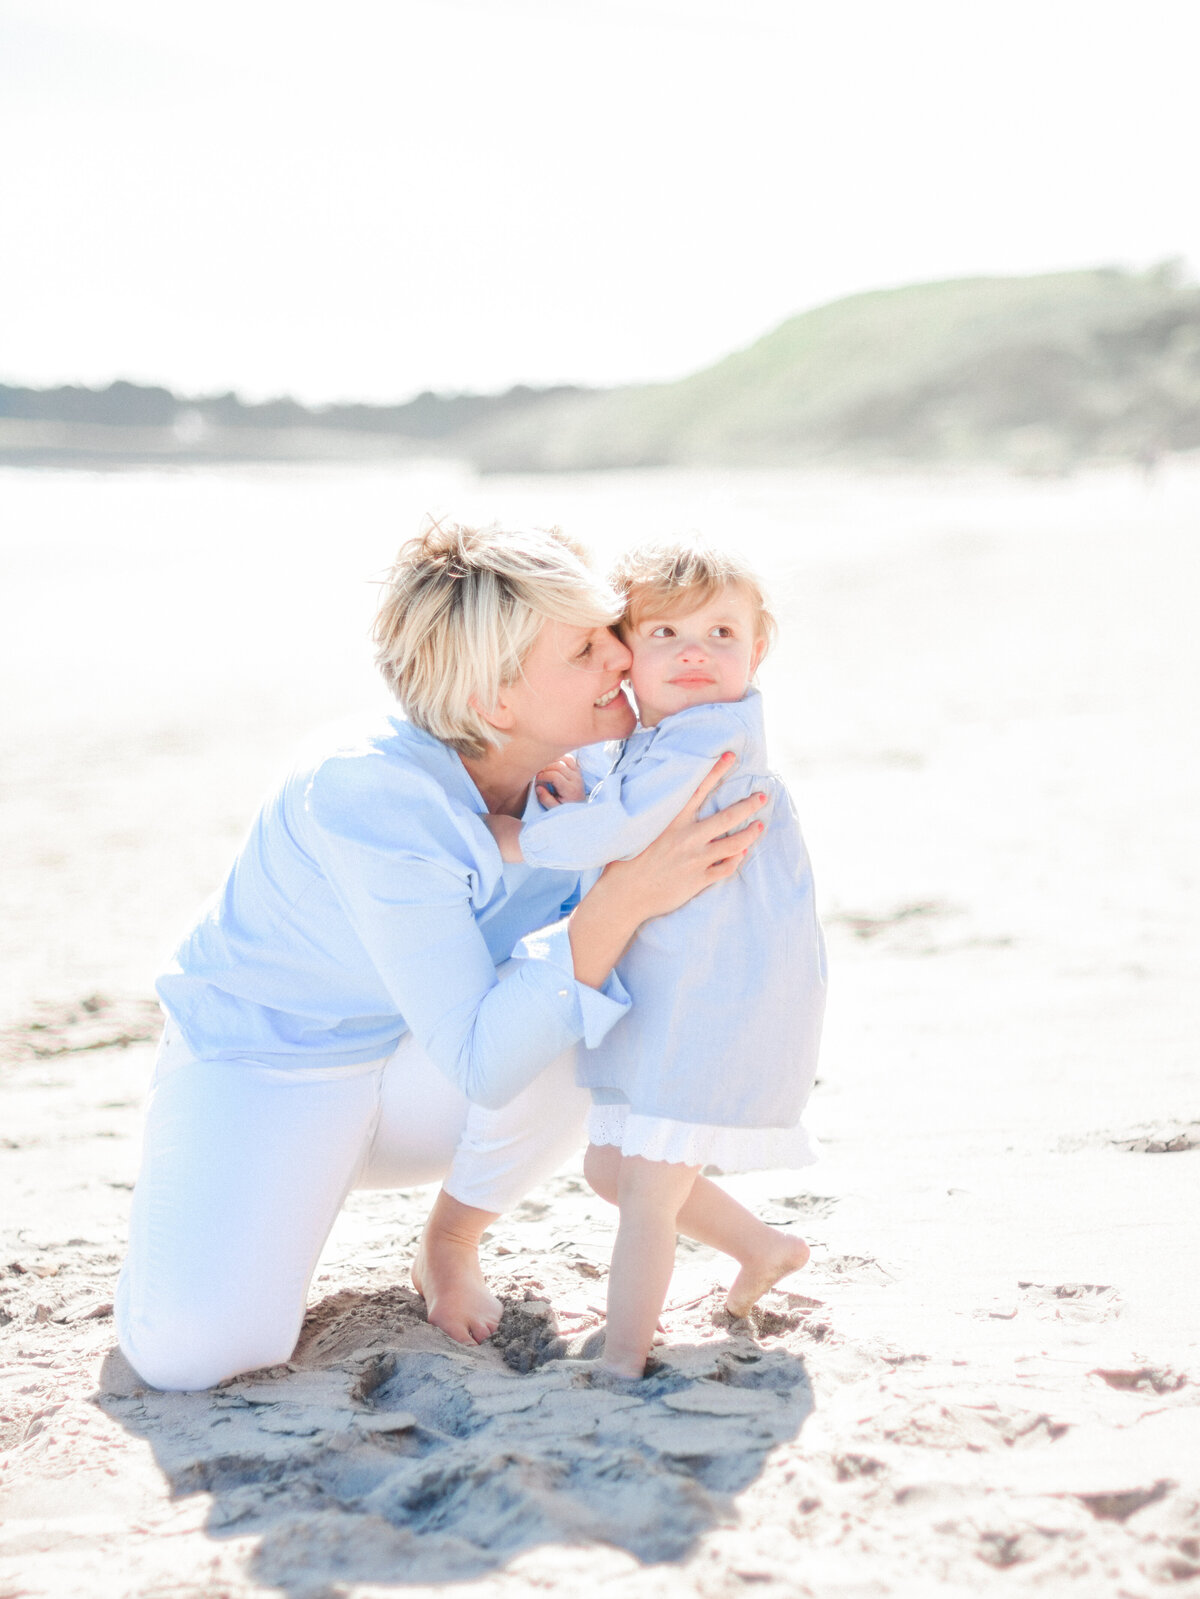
{"left": 725, "top": 1231, "right": 811, "bottom": 1318}
{"left": 598, "top": 1326, "right": 665, "bottom": 1380}
{"left": 593, "top": 1362, "right": 649, "bottom": 1389}
{"left": 411, "top": 1237, "right": 502, "bottom": 1344}
{"left": 599, "top": 1354, "right": 647, "bottom": 1381}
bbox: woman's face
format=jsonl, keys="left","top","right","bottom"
{"left": 495, "top": 620, "right": 636, "bottom": 758}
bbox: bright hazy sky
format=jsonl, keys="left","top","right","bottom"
{"left": 2, "top": 0, "right": 1194, "bottom": 404}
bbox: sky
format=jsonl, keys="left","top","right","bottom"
{"left": 1, "top": 0, "right": 1195, "bottom": 405}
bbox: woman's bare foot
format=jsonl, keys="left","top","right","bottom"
{"left": 725, "top": 1231, "right": 811, "bottom": 1319}
{"left": 411, "top": 1191, "right": 503, "bottom": 1345}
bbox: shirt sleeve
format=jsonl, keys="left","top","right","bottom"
{"left": 305, "top": 754, "right": 629, "bottom": 1108}
{"left": 519, "top": 704, "right": 751, "bottom": 872}
{"left": 574, "top": 740, "right": 620, "bottom": 791}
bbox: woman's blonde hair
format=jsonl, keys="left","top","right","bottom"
{"left": 611, "top": 540, "right": 777, "bottom": 650}
{"left": 373, "top": 519, "right": 622, "bottom": 757}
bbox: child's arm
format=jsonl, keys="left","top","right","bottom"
{"left": 480, "top": 814, "right": 525, "bottom": 863}
{"left": 519, "top": 703, "right": 751, "bottom": 872}
{"left": 481, "top": 753, "right": 595, "bottom": 863}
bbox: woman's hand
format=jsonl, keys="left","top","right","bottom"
{"left": 568, "top": 754, "right": 766, "bottom": 988}
{"left": 602, "top": 752, "right": 766, "bottom": 919}
{"left": 535, "top": 755, "right": 585, "bottom": 808}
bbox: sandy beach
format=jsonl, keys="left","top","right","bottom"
{"left": 1, "top": 460, "right": 1198, "bottom": 1597}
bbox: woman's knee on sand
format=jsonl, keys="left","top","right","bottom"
{"left": 115, "top": 1269, "right": 302, "bottom": 1392}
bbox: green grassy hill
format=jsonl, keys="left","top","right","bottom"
{"left": 464, "top": 266, "right": 1200, "bottom": 473}
{"left": 6, "top": 266, "right": 1198, "bottom": 473}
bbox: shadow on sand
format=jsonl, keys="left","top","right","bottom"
{"left": 97, "top": 1285, "right": 813, "bottom": 1591}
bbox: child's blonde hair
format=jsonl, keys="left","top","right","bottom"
{"left": 373, "top": 518, "right": 621, "bottom": 757}
{"left": 610, "top": 540, "right": 777, "bottom": 651}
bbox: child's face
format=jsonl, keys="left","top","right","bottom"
{"left": 624, "top": 584, "right": 767, "bottom": 728}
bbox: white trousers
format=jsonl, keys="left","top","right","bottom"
{"left": 115, "top": 1026, "right": 589, "bottom": 1391}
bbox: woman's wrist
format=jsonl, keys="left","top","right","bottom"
{"left": 568, "top": 869, "right": 643, "bottom": 991}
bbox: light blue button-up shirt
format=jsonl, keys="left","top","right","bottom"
{"left": 157, "top": 714, "right": 630, "bottom": 1107}
{"left": 519, "top": 691, "right": 826, "bottom": 1128}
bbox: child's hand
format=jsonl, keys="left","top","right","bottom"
{"left": 481, "top": 814, "right": 525, "bottom": 863}
{"left": 536, "top": 755, "right": 585, "bottom": 808}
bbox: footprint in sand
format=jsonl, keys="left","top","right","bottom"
{"left": 102, "top": 1287, "right": 814, "bottom": 1586}
{"left": 0, "top": 993, "right": 161, "bottom": 1065}
{"left": 769, "top": 1192, "right": 838, "bottom": 1220}
{"left": 1092, "top": 1365, "right": 1189, "bottom": 1395}
{"left": 1108, "top": 1122, "right": 1200, "bottom": 1154}
{"left": 1017, "top": 1281, "right": 1123, "bottom": 1322}
{"left": 810, "top": 1253, "right": 895, "bottom": 1286}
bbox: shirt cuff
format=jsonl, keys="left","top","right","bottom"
{"left": 513, "top": 918, "right": 631, "bottom": 1049}
{"left": 516, "top": 820, "right": 572, "bottom": 871}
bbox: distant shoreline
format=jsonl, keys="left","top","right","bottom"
{"left": 6, "top": 266, "right": 1199, "bottom": 475}
{"left": 2, "top": 420, "right": 1191, "bottom": 482}
{"left": 0, "top": 417, "right": 445, "bottom": 470}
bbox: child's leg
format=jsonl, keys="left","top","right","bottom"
{"left": 585, "top": 1143, "right": 809, "bottom": 1319}
{"left": 602, "top": 1154, "right": 701, "bottom": 1378}
{"left": 675, "top": 1180, "right": 811, "bottom": 1317}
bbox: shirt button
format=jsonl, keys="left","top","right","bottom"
{"left": 557, "top": 989, "right": 568, "bottom": 999}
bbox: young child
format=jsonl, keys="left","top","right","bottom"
{"left": 491, "top": 541, "right": 826, "bottom": 1379}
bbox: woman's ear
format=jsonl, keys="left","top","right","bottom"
{"left": 469, "top": 690, "right": 516, "bottom": 732}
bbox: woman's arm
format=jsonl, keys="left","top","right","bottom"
{"left": 568, "top": 752, "right": 767, "bottom": 988}
{"left": 306, "top": 751, "right": 763, "bottom": 1107}
{"left": 485, "top": 748, "right": 769, "bottom": 982}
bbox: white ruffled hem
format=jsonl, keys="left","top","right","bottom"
{"left": 587, "top": 1102, "right": 819, "bottom": 1175}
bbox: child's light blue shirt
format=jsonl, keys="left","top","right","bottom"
{"left": 157, "top": 714, "right": 630, "bottom": 1108}
{"left": 519, "top": 691, "right": 826, "bottom": 1129}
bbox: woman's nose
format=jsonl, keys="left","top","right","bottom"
{"left": 603, "top": 630, "right": 633, "bottom": 672}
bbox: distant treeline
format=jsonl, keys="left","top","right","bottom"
{"left": 0, "top": 379, "right": 589, "bottom": 439}
{"left": 4, "top": 266, "right": 1200, "bottom": 473}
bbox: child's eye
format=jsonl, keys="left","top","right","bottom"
{"left": 649, "top": 625, "right": 675, "bottom": 639}
{"left": 710, "top": 626, "right": 734, "bottom": 638}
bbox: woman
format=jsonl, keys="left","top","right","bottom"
{"left": 116, "top": 521, "right": 765, "bottom": 1391}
